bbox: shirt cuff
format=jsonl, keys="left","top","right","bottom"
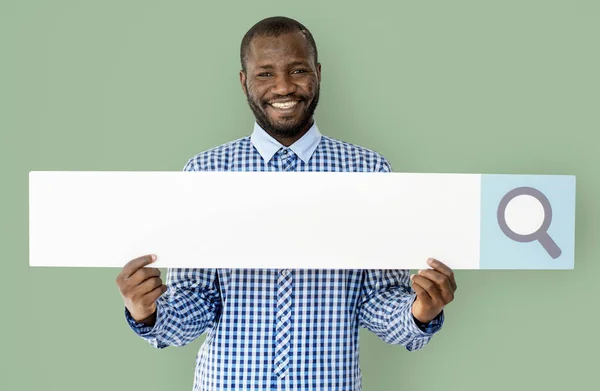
{"left": 406, "top": 295, "right": 445, "bottom": 336}
{"left": 125, "top": 303, "right": 165, "bottom": 337}
{"left": 412, "top": 311, "right": 444, "bottom": 334}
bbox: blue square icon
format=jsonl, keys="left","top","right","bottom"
{"left": 480, "top": 174, "right": 576, "bottom": 269}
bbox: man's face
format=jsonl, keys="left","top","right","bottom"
{"left": 240, "top": 31, "right": 321, "bottom": 139}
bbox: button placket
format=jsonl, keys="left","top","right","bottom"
{"left": 280, "top": 149, "right": 297, "bottom": 172}
{"left": 273, "top": 269, "right": 293, "bottom": 378}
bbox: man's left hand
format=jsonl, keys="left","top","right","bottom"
{"left": 410, "top": 258, "right": 457, "bottom": 324}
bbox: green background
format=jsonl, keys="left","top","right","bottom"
{"left": 2, "top": 0, "right": 598, "bottom": 390}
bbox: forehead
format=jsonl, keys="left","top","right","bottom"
{"left": 247, "top": 31, "right": 312, "bottom": 67}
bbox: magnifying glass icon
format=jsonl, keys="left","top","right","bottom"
{"left": 497, "top": 186, "right": 562, "bottom": 259}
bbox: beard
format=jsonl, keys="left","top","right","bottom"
{"left": 245, "top": 84, "right": 320, "bottom": 138}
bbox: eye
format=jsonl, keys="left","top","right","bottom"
{"left": 257, "top": 72, "right": 272, "bottom": 77}
{"left": 292, "top": 69, "right": 307, "bottom": 74}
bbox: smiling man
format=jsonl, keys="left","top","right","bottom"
{"left": 117, "top": 16, "right": 457, "bottom": 391}
{"left": 240, "top": 26, "right": 321, "bottom": 146}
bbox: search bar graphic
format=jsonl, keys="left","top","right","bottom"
{"left": 29, "top": 172, "right": 576, "bottom": 270}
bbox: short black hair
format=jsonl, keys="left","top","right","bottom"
{"left": 240, "top": 16, "right": 318, "bottom": 73}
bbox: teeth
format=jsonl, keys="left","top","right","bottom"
{"left": 271, "top": 101, "right": 298, "bottom": 109}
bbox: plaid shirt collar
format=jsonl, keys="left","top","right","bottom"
{"left": 250, "top": 121, "right": 322, "bottom": 164}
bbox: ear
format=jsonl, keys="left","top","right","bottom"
{"left": 240, "top": 70, "right": 248, "bottom": 96}
{"left": 316, "top": 62, "right": 322, "bottom": 82}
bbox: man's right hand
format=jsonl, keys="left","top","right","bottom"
{"left": 116, "top": 254, "right": 167, "bottom": 327}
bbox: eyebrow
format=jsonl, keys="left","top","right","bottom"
{"left": 255, "top": 61, "right": 309, "bottom": 70}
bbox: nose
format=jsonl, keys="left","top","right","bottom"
{"left": 271, "top": 74, "right": 296, "bottom": 96}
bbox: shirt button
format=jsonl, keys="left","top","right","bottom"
{"left": 282, "top": 149, "right": 288, "bottom": 155}
{"left": 281, "top": 270, "right": 290, "bottom": 276}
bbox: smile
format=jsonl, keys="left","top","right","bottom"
{"left": 269, "top": 101, "right": 300, "bottom": 110}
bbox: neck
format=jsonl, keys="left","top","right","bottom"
{"left": 263, "top": 119, "right": 313, "bottom": 147}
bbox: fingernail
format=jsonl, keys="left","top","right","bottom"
{"left": 151, "top": 254, "right": 157, "bottom": 261}
{"left": 427, "top": 258, "right": 434, "bottom": 265}
{"left": 410, "top": 274, "right": 415, "bottom": 280}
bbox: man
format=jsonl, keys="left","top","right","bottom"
{"left": 116, "top": 16, "right": 457, "bottom": 391}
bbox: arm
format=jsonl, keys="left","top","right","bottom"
{"left": 359, "top": 157, "right": 444, "bottom": 349}
{"left": 125, "top": 268, "right": 222, "bottom": 349}
{"left": 357, "top": 269, "right": 443, "bottom": 351}
{"left": 124, "top": 156, "right": 223, "bottom": 348}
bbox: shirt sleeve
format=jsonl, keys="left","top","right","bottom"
{"left": 362, "top": 156, "right": 444, "bottom": 348}
{"left": 357, "top": 269, "right": 444, "bottom": 351}
{"left": 125, "top": 268, "right": 222, "bottom": 349}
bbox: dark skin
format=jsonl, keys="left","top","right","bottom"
{"left": 411, "top": 258, "right": 457, "bottom": 323}
{"left": 116, "top": 254, "right": 165, "bottom": 325}
{"left": 240, "top": 31, "right": 321, "bottom": 147}
{"left": 116, "top": 32, "right": 457, "bottom": 327}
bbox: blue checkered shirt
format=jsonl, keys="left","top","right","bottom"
{"left": 126, "top": 122, "right": 444, "bottom": 391}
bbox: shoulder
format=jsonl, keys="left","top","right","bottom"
{"left": 318, "top": 135, "right": 392, "bottom": 172}
{"left": 182, "top": 136, "right": 252, "bottom": 171}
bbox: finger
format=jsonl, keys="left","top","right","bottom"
{"left": 122, "top": 254, "right": 157, "bottom": 279}
{"left": 135, "top": 276, "right": 163, "bottom": 296}
{"left": 418, "top": 269, "right": 454, "bottom": 303}
{"left": 411, "top": 274, "right": 443, "bottom": 303}
{"left": 141, "top": 284, "right": 168, "bottom": 305}
{"left": 418, "top": 269, "right": 454, "bottom": 297}
{"left": 411, "top": 279, "right": 432, "bottom": 303}
{"left": 128, "top": 267, "right": 161, "bottom": 287}
{"left": 427, "top": 258, "right": 457, "bottom": 291}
